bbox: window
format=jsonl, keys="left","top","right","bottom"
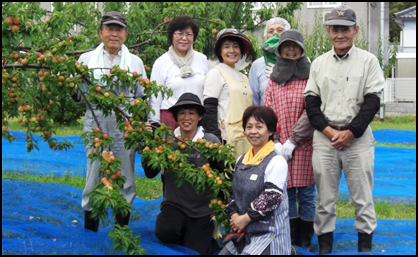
{"left": 307, "top": 2, "right": 342, "bottom": 9}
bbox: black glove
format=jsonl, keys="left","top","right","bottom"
{"left": 203, "top": 98, "right": 221, "bottom": 138}
{"left": 223, "top": 231, "right": 251, "bottom": 254}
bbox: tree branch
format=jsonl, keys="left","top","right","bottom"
{"left": 192, "top": 17, "right": 224, "bottom": 27}
{"left": 229, "top": 3, "right": 242, "bottom": 27}
{"left": 76, "top": 78, "right": 102, "bottom": 132}
{"left": 3, "top": 64, "right": 53, "bottom": 69}
{"left": 239, "top": 18, "right": 269, "bottom": 33}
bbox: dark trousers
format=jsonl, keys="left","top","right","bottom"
{"left": 155, "top": 205, "right": 214, "bottom": 255}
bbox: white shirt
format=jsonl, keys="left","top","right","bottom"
{"left": 203, "top": 63, "right": 245, "bottom": 140}
{"left": 78, "top": 47, "right": 147, "bottom": 105}
{"left": 149, "top": 51, "right": 210, "bottom": 123}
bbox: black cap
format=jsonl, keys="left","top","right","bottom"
{"left": 101, "top": 11, "right": 127, "bottom": 28}
{"left": 168, "top": 93, "right": 206, "bottom": 114}
{"left": 326, "top": 5, "right": 356, "bottom": 26}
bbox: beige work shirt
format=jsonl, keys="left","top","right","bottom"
{"left": 304, "top": 45, "right": 385, "bottom": 126}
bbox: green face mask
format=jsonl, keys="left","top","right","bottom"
{"left": 262, "top": 34, "right": 280, "bottom": 65}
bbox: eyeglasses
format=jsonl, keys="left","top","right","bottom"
{"left": 173, "top": 32, "right": 194, "bottom": 39}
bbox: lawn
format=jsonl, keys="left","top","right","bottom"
{"left": 2, "top": 115, "right": 416, "bottom": 220}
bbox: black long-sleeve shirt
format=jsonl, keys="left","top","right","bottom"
{"left": 305, "top": 94, "right": 380, "bottom": 138}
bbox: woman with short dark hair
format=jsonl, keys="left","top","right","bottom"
{"left": 149, "top": 16, "right": 210, "bottom": 131}
{"left": 203, "top": 28, "right": 256, "bottom": 159}
{"left": 221, "top": 105, "right": 292, "bottom": 255}
{"left": 143, "top": 93, "right": 223, "bottom": 255}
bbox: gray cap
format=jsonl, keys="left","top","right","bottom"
{"left": 276, "top": 29, "right": 305, "bottom": 57}
{"left": 101, "top": 11, "right": 127, "bottom": 28}
{"left": 326, "top": 5, "right": 356, "bottom": 26}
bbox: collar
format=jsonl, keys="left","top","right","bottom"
{"left": 332, "top": 44, "right": 356, "bottom": 60}
{"left": 103, "top": 48, "right": 122, "bottom": 57}
{"left": 173, "top": 126, "right": 206, "bottom": 142}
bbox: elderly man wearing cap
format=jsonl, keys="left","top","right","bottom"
{"left": 142, "top": 92, "right": 224, "bottom": 255}
{"left": 303, "top": 4, "right": 384, "bottom": 254}
{"left": 76, "top": 11, "right": 148, "bottom": 232}
{"left": 203, "top": 28, "right": 256, "bottom": 159}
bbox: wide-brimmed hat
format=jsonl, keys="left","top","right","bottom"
{"left": 168, "top": 93, "right": 206, "bottom": 115}
{"left": 214, "top": 28, "right": 253, "bottom": 54}
{"left": 101, "top": 11, "right": 127, "bottom": 28}
{"left": 325, "top": 5, "right": 356, "bottom": 26}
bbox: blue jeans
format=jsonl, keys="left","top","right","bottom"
{"left": 288, "top": 185, "right": 316, "bottom": 221}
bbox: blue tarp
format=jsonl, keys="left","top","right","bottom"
{"left": 2, "top": 131, "right": 145, "bottom": 177}
{"left": 373, "top": 129, "right": 416, "bottom": 145}
{"left": 3, "top": 130, "right": 416, "bottom": 205}
{"left": 2, "top": 129, "right": 416, "bottom": 255}
{"left": 2, "top": 179, "right": 416, "bottom": 255}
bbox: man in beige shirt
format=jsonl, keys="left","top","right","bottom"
{"left": 303, "top": 4, "right": 385, "bottom": 254}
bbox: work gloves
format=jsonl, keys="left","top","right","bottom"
{"left": 282, "top": 140, "right": 296, "bottom": 161}
{"left": 265, "top": 62, "right": 275, "bottom": 78}
{"left": 223, "top": 231, "right": 251, "bottom": 254}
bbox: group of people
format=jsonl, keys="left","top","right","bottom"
{"left": 78, "top": 4, "right": 385, "bottom": 255}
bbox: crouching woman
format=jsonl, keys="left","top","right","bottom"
{"left": 221, "top": 106, "right": 291, "bottom": 255}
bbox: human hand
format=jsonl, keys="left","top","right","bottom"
{"left": 265, "top": 62, "right": 275, "bottom": 77}
{"left": 331, "top": 130, "right": 354, "bottom": 151}
{"left": 282, "top": 140, "right": 296, "bottom": 161}
{"left": 144, "top": 122, "right": 153, "bottom": 132}
{"left": 230, "top": 214, "right": 250, "bottom": 233}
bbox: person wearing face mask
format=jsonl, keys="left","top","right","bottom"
{"left": 203, "top": 28, "right": 256, "bottom": 159}
{"left": 149, "top": 16, "right": 210, "bottom": 131}
{"left": 249, "top": 17, "right": 290, "bottom": 105}
{"left": 264, "top": 29, "right": 316, "bottom": 251}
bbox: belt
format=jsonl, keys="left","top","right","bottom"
{"left": 330, "top": 125, "right": 349, "bottom": 131}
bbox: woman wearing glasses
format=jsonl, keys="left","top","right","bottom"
{"left": 203, "top": 28, "right": 256, "bottom": 159}
{"left": 149, "top": 16, "right": 210, "bottom": 130}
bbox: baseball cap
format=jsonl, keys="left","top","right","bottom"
{"left": 326, "top": 5, "right": 356, "bottom": 26}
{"left": 101, "top": 11, "right": 127, "bottom": 28}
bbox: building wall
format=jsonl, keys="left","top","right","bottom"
{"left": 282, "top": 2, "right": 389, "bottom": 58}
{"left": 397, "top": 58, "right": 416, "bottom": 78}
{"left": 401, "top": 20, "right": 416, "bottom": 53}
{"left": 40, "top": 2, "right": 52, "bottom": 11}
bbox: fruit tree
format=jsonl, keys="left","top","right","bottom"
{"left": 2, "top": 2, "right": 302, "bottom": 255}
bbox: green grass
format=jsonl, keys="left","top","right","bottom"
{"left": 371, "top": 115, "right": 416, "bottom": 131}
{"left": 2, "top": 170, "right": 163, "bottom": 201}
{"left": 2, "top": 115, "right": 416, "bottom": 219}
{"left": 6, "top": 118, "right": 84, "bottom": 136}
